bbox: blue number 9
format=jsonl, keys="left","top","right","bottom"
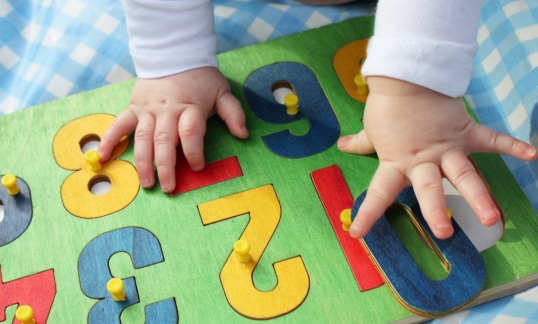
{"left": 244, "top": 62, "right": 340, "bottom": 158}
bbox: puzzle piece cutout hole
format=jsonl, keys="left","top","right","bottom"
{"left": 270, "top": 80, "right": 310, "bottom": 136}
{"left": 4, "top": 305, "right": 17, "bottom": 324}
{"left": 272, "top": 80, "right": 295, "bottom": 104}
{"left": 89, "top": 174, "right": 111, "bottom": 196}
{"left": 79, "top": 134, "right": 101, "bottom": 153}
{"left": 443, "top": 179, "right": 503, "bottom": 252}
{"left": 0, "top": 200, "right": 4, "bottom": 223}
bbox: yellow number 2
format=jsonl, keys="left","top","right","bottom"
{"left": 198, "top": 185, "right": 310, "bottom": 319}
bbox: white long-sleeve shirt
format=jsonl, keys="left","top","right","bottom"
{"left": 123, "top": 0, "right": 217, "bottom": 78}
{"left": 122, "top": 0, "right": 484, "bottom": 98}
{"left": 361, "top": 0, "right": 484, "bottom": 98}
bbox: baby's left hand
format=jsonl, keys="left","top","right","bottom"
{"left": 338, "top": 76, "right": 537, "bottom": 240}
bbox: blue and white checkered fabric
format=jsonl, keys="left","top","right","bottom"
{"left": 0, "top": 0, "right": 134, "bottom": 113}
{"left": 0, "top": 0, "right": 537, "bottom": 322}
{"left": 430, "top": 285, "right": 538, "bottom": 323}
{"left": 0, "top": 0, "right": 374, "bottom": 113}
{"left": 213, "top": 0, "right": 375, "bottom": 52}
{"left": 466, "top": 0, "right": 538, "bottom": 214}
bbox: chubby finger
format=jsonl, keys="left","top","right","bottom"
{"left": 350, "top": 165, "right": 405, "bottom": 238}
{"left": 472, "top": 124, "right": 537, "bottom": 161}
{"left": 154, "top": 112, "right": 180, "bottom": 193}
{"left": 441, "top": 151, "right": 500, "bottom": 227}
{"left": 409, "top": 163, "right": 453, "bottom": 239}
{"left": 338, "top": 130, "right": 375, "bottom": 155}
{"left": 215, "top": 91, "right": 249, "bottom": 139}
{"left": 98, "top": 109, "right": 138, "bottom": 162}
{"left": 178, "top": 107, "right": 207, "bottom": 171}
{"left": 133, "top": 113, "right": 157, "bottom": 189}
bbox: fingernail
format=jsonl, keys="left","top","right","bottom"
{"left": 435, "top": 221, "right": 451, "bottom": 229}
{"left": 526, "top": 147, "right": 537, "bottom": 157}
{"left": 349, "top": 223, "right": 364, "bottom": 239}
{"left": 96, "top": 149, "right": 104, "bottom": 162}
{"left": 481, "top": 207, "right": 499, "bottom": 223}
{"left": 190, "top": 162, "right": 205, "bottom": 172}
{"left": 160, "top": 182, "right": 173, "bottom": 193}
{"left": 434, "top": 223, "right": 453, "bottom": 239}
{"left": 139, "top": 177, "right": 152, "bottom": 189}
{"left": 338, "top": 136, "right": 350, "bottom": 149}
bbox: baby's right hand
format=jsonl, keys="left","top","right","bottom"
{"left": 98, "top": 67, "right": 249, "bottom": 192}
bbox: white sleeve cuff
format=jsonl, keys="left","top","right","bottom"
{"left": 361, "top": 0, "right": 483, "bottom": 98}
{"left": 362, "top": 34, "right": 478, "bottom": 98}
{"left": 124, "top": 0, "right": 218, "bottom": 78}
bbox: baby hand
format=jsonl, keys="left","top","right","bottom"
{"left": 98, "top": 67, "right": 249, "bottom": 192}
{"left": 338, "top": 76, "right": 537, "bottom": 239}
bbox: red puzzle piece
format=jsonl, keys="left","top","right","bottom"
{"left": 0, "top": 267, "right": 56, "bottom": 323}
{"left": 170, "top": 149, "right": 243, "bottom": 196}
{"left": 311, "top": 165, "right": 384, "bottom": 291}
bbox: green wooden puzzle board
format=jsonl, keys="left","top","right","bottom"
{"left": 1, "top": 17, "right": 538, "bottom": 323}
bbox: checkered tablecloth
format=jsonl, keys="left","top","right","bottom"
{"left": 0, "top": 0, "right": 375, "bottom": 113}
{"left": 0, "top": 0, "right": 537, "bottom": 322}
{"left": 467, "top": 0, "right": 538, "bottom": 215}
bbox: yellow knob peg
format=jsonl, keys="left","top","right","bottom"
{"left": 354, "top": 74, "right": 368, "bottom": 96}
{"left": 446, "top": 208, "right": 453, "bottom": 219}
{"left": 234, "top": 239, "right": 252, "bottom": 263}
{"left": 340, "top": 208, "right": 352, "bottom": 232}
{"left": 107, "top": 278, "right": 126, "bottom": 301}
{"left": 284, "top": 93, "right": 299, "bottom": 116}
{"left": 1, "top": 174, "right": 20, "bottom": 196}
{"left": 85, "top": 150, "right": 102, "bottom": 172}
{"left": 15, "top": 305, "right": 36, "bottom": 324}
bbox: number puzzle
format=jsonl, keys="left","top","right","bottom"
{"left": 1, "top": 17, "right": 537, "bottom": 323}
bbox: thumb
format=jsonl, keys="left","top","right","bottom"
{"left": 337, "top": 130, "right": 375, "bottom": 155}
{"left": 215, "top": 91, "right": 249, "bottom": 139}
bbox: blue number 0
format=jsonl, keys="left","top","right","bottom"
{"left": 352, "top": 187, "right": 486, "bottom": 316}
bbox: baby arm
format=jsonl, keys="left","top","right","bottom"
{"left": 98, "top": 0, "right": 248, "bottom": 192}
{"left": 338, "top": 0, "right": 537, "bottom": 239}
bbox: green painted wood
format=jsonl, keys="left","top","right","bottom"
{"left": 0, "top": 17, "right": 536, "bottom": 323}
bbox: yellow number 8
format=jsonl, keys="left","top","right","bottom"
{"left": 53, "top": 114, "right": 139, "bottom": 218}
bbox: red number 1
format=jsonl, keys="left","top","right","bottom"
{"left": 311, "top": 165, "right": 383, "bottom": 292}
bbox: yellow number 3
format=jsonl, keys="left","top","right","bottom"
{"left": 53, "top": 114, "right": 139, "bottom": 218}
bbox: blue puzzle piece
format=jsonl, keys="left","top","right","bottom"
{"left": 244, "top": 62, "right": 340, "bottom": 158}
{"left": 352, "top": 187, "right": 486, "bottom": 316}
